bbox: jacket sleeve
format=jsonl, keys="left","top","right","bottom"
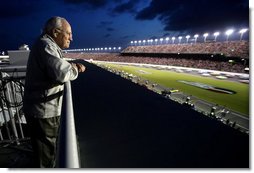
{"left": 42, "top": 44, "right": 79, "bottom": 83}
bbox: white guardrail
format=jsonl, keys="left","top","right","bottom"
{"left": 57, "top": 81, "right": 80, "bottom": 168}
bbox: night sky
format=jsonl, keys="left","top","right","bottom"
{"left": 0, "top": 0, "right": 250, "bottom": 51}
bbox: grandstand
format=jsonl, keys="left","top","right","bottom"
{"left": 122, "top": 41, "right": 249, "bottom": 59}
{"left": 65, "top": 40, "right": 249, "bottom": 73}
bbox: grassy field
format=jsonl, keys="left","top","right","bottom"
{"left": 100, "top": 63, "right": 249, "bottom": 116}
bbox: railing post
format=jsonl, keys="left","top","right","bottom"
{"left": 57, "top": 81, "right": 80, "bottom": 168}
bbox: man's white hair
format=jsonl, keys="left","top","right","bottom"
{"left": 43, "top": 16, "right": 66, "bottom": 34}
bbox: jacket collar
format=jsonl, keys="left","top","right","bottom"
{"left": 42, "top": 34, "right": 62, "bottom": 51}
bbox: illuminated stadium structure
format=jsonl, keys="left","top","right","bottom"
{"left": 0, "top": 27, "right": 250, "bottom": 168}
{"left": 65, "top": 28, "right": 249, "bottom": 54}
{"left": 65, "top": 40, "right": 249, "bottom": 73}
{"left": 64, "top": 29, "right": 249, "bottom": 135}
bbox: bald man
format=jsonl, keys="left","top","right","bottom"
{"left": 23, "top": 16, "right": 85, "bottom": 168}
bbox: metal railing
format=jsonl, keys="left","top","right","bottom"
{"left": 0, "top": 68, "right": 26, "bottom": 145}
{"left": 57, "top": 81, "right": 80, "bottom": 168}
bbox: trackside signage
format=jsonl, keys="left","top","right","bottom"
{"left": 177, "top": 80, "right": 236, "bottom": 94}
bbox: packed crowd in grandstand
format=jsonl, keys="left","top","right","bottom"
{"left": 65, "top": 40, "right": 248, "bottom": 73}
{"left": 123, "top": 41, "right": 248, "bottom": 59}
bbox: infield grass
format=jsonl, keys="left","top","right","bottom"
{"left": 102, "top": 63, "right": 249, "bottom": 116}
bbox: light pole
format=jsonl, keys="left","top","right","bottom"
{"left": 165, "top": 37, "right": 169, "bottom": 44}
{"left": 239, "top": 28, "right": 248, "bottom": 41}
{"left": 150, "top": 39, "right": 154, "bottom": 45}
{"left": 143, "top": 40, "right": 146, "bottom": 45}
{"left": 213, "top": 32, "right": 220, "bottom": 42}
{"left": 147, "top": 39, "right": 150, "bottom": 45}
{"left": 186, "top": 35, "right": 190, "bottom": 43}
{"left": 178, "top": 36, "right": 182, "bottom": 44}
{"left": 172, "top": 37, "right": 176, "bottom": 44}
{"left": 203, "top": 33, "right": 209, "bottom": 42}
{"left": 225, "top": 29, "right": 234, "bottom": 41}
{"left": 160, "top": 38, "right": 163, "bottom": 44}
{"left": 154, "top": 39, "right": 158, "bottom": 45}
{"left": 194, "top": 34, "right": 199, "bottom": 43}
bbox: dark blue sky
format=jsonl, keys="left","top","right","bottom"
{"left": 0, "top": 0, "right": 249, "bottom": 51}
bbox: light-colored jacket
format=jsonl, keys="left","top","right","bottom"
{"left": 23, "top": 34, "right": 78, "bottom": 118}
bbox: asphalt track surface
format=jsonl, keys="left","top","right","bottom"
{"left": 71, "top": 60, "right": 249, "bottom": 168}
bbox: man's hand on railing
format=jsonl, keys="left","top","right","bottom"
{"left": 76, "top": 63, "right": 86, "bottom": 73}
{"left": 71, "top": 63, "right": 86, "bottom": 73}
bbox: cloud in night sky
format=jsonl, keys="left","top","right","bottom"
{"left": 0, "top": 0, "right": 250, "bottom": 51}
{"left": 112, "top": 0, "right": 141, "bottom": 14}
{"left": 104, "top": 33, "right": 111, "bottom": 38}
{"left": 106, "top": 27, "right": 115, "bottom": 31}
{"left": 64, "top": 0, "right": 108, "bottom": 9}
{"left": 136, "top": 0, "right": 249, "bottom": 32}
{"left": 97, "top": 21, "right": 113, "bottom": 28}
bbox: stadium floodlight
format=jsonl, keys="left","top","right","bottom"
{"left": 134, "top": 40, "right": 137, "bottom": 46}
{"left": 118, "top": 47, "right": 121, "bottom": 50}
{"left": 213, "top": 32, "right": 220, "bottom": 42}
{"left": 130, "top": 41, "right": 133, "bottom": 45}
{"left": 150, "top": 39, "right": 154, "bottom": 45}
{"left": 165, "top": 37, "right": 170, "bottom": 44}
{"left": 225, "top": 29, "right": 234, "bottom": 41}
{"left": 203, "top": 33, "right": 209, "bottom": 42}
{"left": 178, "top": 36, "right": 182, "bottom": 44}
{"left": 239, "top": 28, "right": 248, "bottom": 40}
{"left": 160, "top": 38, "right": 164, "bottom": 44}
{"left": 143, "top": 40, "right": 146, "bottom": 45}
{"left": 138, "top": 40, "right": 142, "bottom": 45}
{"left": 194, "top": 34, "right": 199, "bottom": 43}
{"left": 113, "top": 47, "right": 116, "bottom": 50}
{"left": 186, "top": 35, "right": 190, "bottom": 43}
{"left": 154, "top": 39, "right": 158, "bottom": 44}
{"left": 172, "top": 37, "right": 176, "bottom": 44}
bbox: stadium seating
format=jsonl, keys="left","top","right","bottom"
{"left": 65, "top": 40, "right": 248, "bottom": 73}
{"left": 122, "top": 41, "right": 249, "bottom": 59}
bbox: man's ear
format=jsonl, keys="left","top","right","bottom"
{"left": 52, "top": 29, "right": 59, "bottom": 38}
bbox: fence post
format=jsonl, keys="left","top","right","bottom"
{"left": 57, "top": 81, "right": 80, "bottom": 168}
